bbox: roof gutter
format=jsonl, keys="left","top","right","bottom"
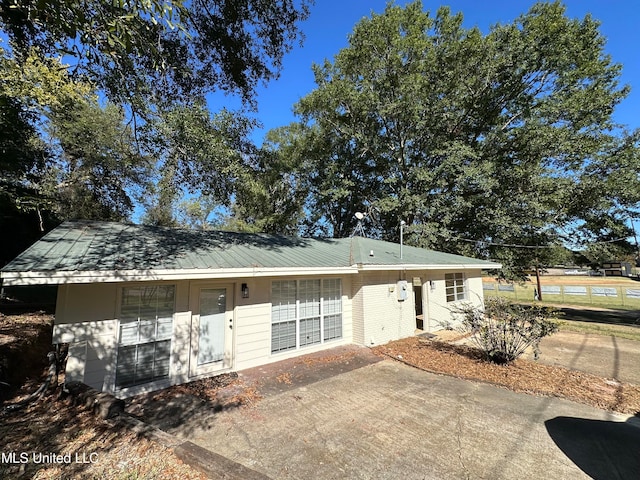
{"left": 356, "top": 263, "right": 502, "bottom": 271}
{"left": 0, "top": 266, "right": 360, "bottom": 286}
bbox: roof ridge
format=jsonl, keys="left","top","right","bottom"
{"left": 349, "top": 236, "right": 356, "bottom": 265}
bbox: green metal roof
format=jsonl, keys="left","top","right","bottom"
{"left": 351, "top": 236, "right": 497, "bottom": 267}
{"left": 1, "top": 221, "right": 501, "bottom": 284}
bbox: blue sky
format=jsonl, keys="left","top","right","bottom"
{"left": 208, "top": 0, "right": 640, "bottom": 144}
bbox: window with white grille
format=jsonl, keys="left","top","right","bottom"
{"left": 445, "top": 273, "right": 466, "bottom": 302}
{"left": 323, "top": 278, "right": 342, "bottom": 340}
{"left": 116, "top": 285, "right": 175, "bottom": 388}
{"left": 271, "top": 279, "right": 342, "bottom": 353}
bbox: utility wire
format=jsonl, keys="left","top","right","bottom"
{"left": 445, "top": 234, "right": 630, "bottom": 249}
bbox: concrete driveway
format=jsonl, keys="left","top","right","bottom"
{"left": 161, "top": 356, "right": 640, "bottom": 479}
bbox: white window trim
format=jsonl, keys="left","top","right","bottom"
{"left": 270, "top": 278, "right": 343, "bottom": 354}
{"left": 445, "top": 273, "right": 467, "bottom": 303}
{"left": 114, "top": 283, "right": 176, "bottom": 391}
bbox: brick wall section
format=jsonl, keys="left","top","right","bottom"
{"left": 358, "top": 271, "right": 417, "bottom": 346}
{"left": 351, "top": 269, "right": 487, "bottom": 344}
{"left": 351, "top": 274, "right": 365, "bottom": 345}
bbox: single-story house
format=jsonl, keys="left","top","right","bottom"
{"left": 1, "top": 221, "right": 500, "bottom": 398}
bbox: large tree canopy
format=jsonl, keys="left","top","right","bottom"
{"left": 284, "top": 0, "right": 639, "bottom": 278}
{"left": 0, "top": 0, "right": 311, "bottom": 262}
{"left": 0, "top": 47, "right": 152, "bottom": 264}
{"left": 0, "top": 0, "right": 311, "bottom": 111}
{"left": 1, "top": 47, "right": 149, "bottom": 221}
{"left": 140, "top": 101, "right": 255, "bottom": 226}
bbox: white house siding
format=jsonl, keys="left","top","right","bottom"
{"left": 53, "top": 275, "right": 354, "bottom": 397}
{"left": 355, "top": 271, "right": 417, "bottom": 346}
{"left": 422, "top": 269, "right": 485, "bottom": 332}
{"left": 52, "top": 270, "right": 483, "bottom": 395}
{"left": 54, "top": 282, "right": 179, "bottom": 395}
{"left": 350, "top": 269, "right": 487, "bottom": 342}
{"left": 233, "top": 275, "right": 353, "bottom": 371}
{"left": 54, "top": 323, "right": 119, "bottom": 391}
{"left": 232, "top": 277, "right": 272, "bottom": 371}
{"left": 54, "top": 284, "right": 119, "bottom": 391}
{"left": 55, "top": 283, "right": 118, "bottom": 324}
{"left": 169, "top": 311, "right": 191, "bottom": 385}
{"left": 351, "top": 275, "right": 365, "bottom": 345}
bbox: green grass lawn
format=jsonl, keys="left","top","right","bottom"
{"left": 484, "top": 281, "right": 640, "bottom": 310}
{"left": 490, "top": 291, "right": 640, "bottom": 341}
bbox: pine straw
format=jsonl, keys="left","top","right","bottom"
{"left": 0, "top": 389, "right": 207, "bottom": 480}
{"left": 372, "top": 337, "right": 640, "bottom": 415}
{"left": 128, "top": 372, "right": 264, "bottom": 412}
{"left": 295, "top": 350, "right": 358, "bottom": 367}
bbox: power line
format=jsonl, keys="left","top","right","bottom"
{"left": 445, "top": 234, "right": 630, "bottom": 249}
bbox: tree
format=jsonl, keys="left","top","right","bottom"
{"left": 0, "top": 96, "right": 53, "bottom": 266}
{"left": 0, "top": 45, "right": 90, "bottom": 214}
{"left": 1, "top": 46, "right": 150, "bottom": 223}
{"left": 457, "top": 298, "right": 560, "bottom": 364}
{"left": 292, "top": 1, "right": 636, "bottom": 278}
{"left": 0, "top": 47, "right": 148, "bottom": 263}
{"left": 45, "top": 99, "right": 151, "bottom": 221}
{"left": 1, "top": 1, "right": 312, "bottom": 242}
{"left": 0, "top": 0, "right": 310, "bottom": 112}
{"left": 228, "top": 125, "right": 309, "bottom": 235}
{"left": 140, "top": 102, "right": 255, "bottom": 227}
{"left": 175, "top": 195, "right": 218, "bottom": 230}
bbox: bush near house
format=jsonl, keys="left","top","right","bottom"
{"left": 457, "top": 298, "right": 561, "bottom": 364}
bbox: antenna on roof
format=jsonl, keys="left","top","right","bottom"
{"left": 351, "top": 212, "right": 367, "bottom": 237}
{"left": 400, "top": 220, "right": 406, "bottom": 259}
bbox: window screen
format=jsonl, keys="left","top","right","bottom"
{"left": 116, "top": 285, "right": 175, "bottom": 388}
{"left": 323, "top": 279, "right": 342, "bottom": 340}
{"left": 271, "top": 281, "right": 297, "bottom": 352}
{"left": 299, "top": 280, "right": 321, "bottom": 346}
{"left": 271, "top": 279, "right": 342, "bottom": 353}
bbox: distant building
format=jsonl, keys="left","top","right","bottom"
{"left": 602, "top": 261, "right": 633, "bottom": 277}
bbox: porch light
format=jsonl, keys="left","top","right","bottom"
{"left": 241, "top": 283, "right": 249, "bottom": 298}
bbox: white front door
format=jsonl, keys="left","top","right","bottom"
{"left": 189, "top": 284, "right": 233, "bottom": 377}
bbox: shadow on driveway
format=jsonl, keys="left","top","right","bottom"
{"left": 545, "top": 416, "right": 640, "bottom": 479}
{"left": 557, "top": 306, "right": 640, "bottom": 326}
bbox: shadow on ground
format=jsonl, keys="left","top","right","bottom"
{"left": 545, "top": 416, "right": 640, "bottom": 479}
{"left": 125, "top": 373, "right": 253, "bottom": 432}
{"left": 127, "top": 345, "right": 382, "bottom": 437}
{"left": 558, "top": 307, "right": 640, "bottom": 327}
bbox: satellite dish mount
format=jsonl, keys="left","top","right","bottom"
{"left": 352, "top": 212, "right": 367, "bottom": 237}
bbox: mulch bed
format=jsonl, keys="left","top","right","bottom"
{"left": 0, "top": 380, "right": 208, "bottom": 480}
{"left": 372, "top": 336, "right": 640, "bottom": 415}
{"left": 0, "top": 313, "right": 207, "bottom": 480}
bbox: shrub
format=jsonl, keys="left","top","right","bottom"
{"left": 456, "top": 297, "right": 561, "bottom": 364}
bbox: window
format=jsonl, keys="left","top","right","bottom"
{"left": 323, "top": 278, "right": 342, "bottom": 341}
{"left": 445, "top": 273, "right": 466, "bottom": 302}
{"left": 271, "top": 279, "right": 342, "bottom": 353}
{"left": 298, "top": 280, "right": 321, "bottom": 347}
{"left": 271, "top": 280, "right": 297, "bottom": 352}
{"left": 116, "top": 285, "right": 175, "bottom": 388}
